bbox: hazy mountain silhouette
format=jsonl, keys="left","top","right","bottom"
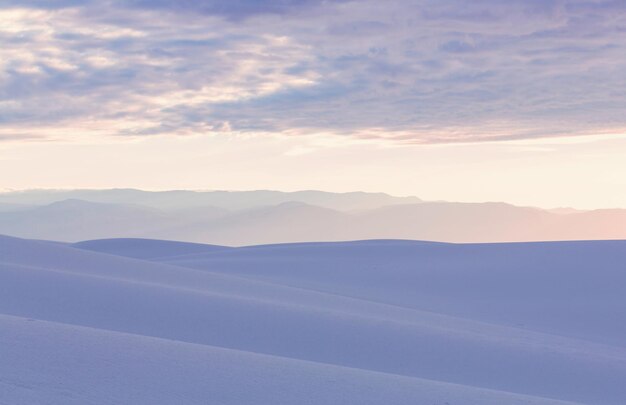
{"left": 0, "top": 189, "right": 421, "bottom": 211}
{"left": 0, "top": 190, "right": 625, "bottom": 244}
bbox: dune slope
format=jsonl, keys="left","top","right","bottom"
{"left": 2, "top": 235, "right": 625, "bottom": 404}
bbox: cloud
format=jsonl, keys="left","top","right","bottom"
{"left": 1, "top": 0, "right": 626, "bottom": 143}
{"left": 124, "top": 0, "right": 344, "bottom": 20}
{"left": 0, "top": 0, "right": 346, "bottom": 19}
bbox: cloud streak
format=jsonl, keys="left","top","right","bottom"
{"left": 1, "top": 0, "right": 625, "bottom": 143}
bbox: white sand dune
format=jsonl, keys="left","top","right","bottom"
{"left": 1, "top": 235, "right": 625, "bottom": 404}
{"left": 0, "top": 314, "right": 578, "bottom": 405}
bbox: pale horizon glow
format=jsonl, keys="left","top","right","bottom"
{"left": 2, "top": 130, "right": 626, "bottom": 210}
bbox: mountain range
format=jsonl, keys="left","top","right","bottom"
{"left": 0, "top": 189, "right": 625, "bottom": 245}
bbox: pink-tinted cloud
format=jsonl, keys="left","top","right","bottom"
{"left": 1, "top": 0, "right": 625, "bottom": 143}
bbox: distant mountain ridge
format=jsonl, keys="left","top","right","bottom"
{"left": 0, "top": 189, "right": 421, "bottom": 211}
{"left": 0, "top": 189, "right": 625, "bottom": 245}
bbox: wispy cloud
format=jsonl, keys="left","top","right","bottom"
{"left": 1, "top": 0, "right": 625, "bottom": 143}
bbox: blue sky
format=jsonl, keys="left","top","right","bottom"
{"left": 1, "top": 1, "right": 626, "bottom": 208}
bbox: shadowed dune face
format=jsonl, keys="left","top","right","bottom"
{"left": 90, "top": 238, "right": 626, "bottom": 347}
{"left": 71, "top": 238, "right": 231, "bottom": 260}
{"left": 1, "top": 234, "right": 625, "bottom": 404}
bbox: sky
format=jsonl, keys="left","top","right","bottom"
{"left": 1, "top": 0, "right": 625, "bottom": 209}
